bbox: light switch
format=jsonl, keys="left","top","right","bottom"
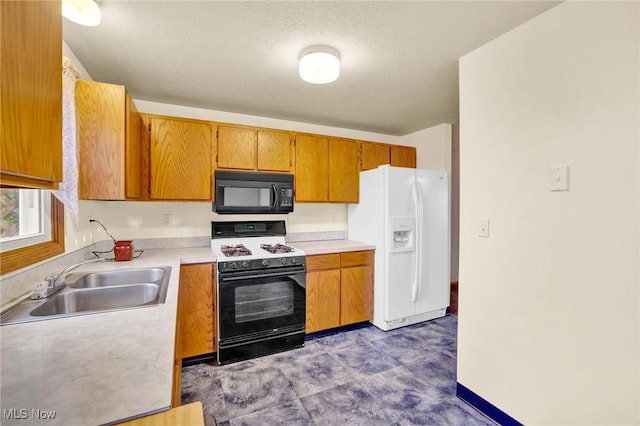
{"left": 477, "top": 218, "right": 490, "bottom": 238}
{"left": 548, "top": 165, "right": 569, "bottom": 191}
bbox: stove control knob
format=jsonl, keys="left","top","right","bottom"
{"left": 261, "top": 259, "right": 269, "bottom": 267}
{"left": 230, "top": 262, "right": 237, "bottom": 269}
{"left": 241, "top": 261, "right": 249, "bottom": 269}
{"left": 280, "top": 258, "right": 287, "bottom": 265}
{"left": 291, "top": 257, "right": 297, "bottom": 264}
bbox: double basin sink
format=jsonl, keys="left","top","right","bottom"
{"left": 0, "top": 266, "right": 172, "bottom": 325}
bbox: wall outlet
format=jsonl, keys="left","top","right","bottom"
{"left": 163, "top": 214, "right": 173, "bottom": 227}
{"left": 477, "top": 218, "right": 490, "bottom": 237}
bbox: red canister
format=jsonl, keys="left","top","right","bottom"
{"left": 114, "top": 240, "right": 134, "bottom": 261}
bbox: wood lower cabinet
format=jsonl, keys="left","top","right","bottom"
{"left": 1, "top": 0, "right": 62, "bottom": 189}
{"left": 305, "top": 250, "right": 374, "bottom": 333}
{"left": 391, "top": 145, "right": 417, "bottom": 168}
{"left": 150, "top": 116, "right": 214, "bottom": 200}
{"left": 173, "top": 262, "right": 216, "bottom": 407}
{"left": 340, "top": 251, "right": 374, "bottom": 324}
{"left": 306, "top": 269, "right": 341, "bottom": 332}
{"left": 76, "top": 80, "right": 142, "bottom": 199}
{"left": 295, "top": 133, "right": 329, "bottom": 202}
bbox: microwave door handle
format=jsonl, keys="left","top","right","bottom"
{"left": 271, "top": 184, "right": 278, "bottom": 209}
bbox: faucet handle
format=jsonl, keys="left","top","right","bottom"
{"left": 31, "top": 281, "right": 50, "bottom": 299}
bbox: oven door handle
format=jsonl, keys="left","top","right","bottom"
{"left": 219, "top": 269, "right": 304, "bottom": 282}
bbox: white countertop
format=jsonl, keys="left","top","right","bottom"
{"left": 290, "top": 239, "right": 375, "bottom": 255}
{"left": 0, "top": 247, "right": 216, "bottom": 426}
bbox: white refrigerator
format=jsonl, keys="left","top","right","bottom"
{"left": 348, "top": 165, "right": 450, "bottom": 331}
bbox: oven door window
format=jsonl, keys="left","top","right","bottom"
{"left": 235, "top": 281, "right": 293, "bottom": 323}
{"left": 219, "top": 272, "right": 305, "bottom": 340}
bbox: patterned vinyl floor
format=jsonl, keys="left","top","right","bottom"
{"left": 181, "top": 315, "right": 496, "bottom": 426}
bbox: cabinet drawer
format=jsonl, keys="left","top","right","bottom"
{"left": 306, "top": 254, "right": 341, "bottom": 271}
{"left": 341, "top": 250, "right": 374, "bottom": 267}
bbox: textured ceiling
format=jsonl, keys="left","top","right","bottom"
{"left": 63, "top": 1, "right": 560, "bottom": 136}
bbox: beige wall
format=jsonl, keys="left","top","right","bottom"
{"left": 458, "top": 1, "right": 639, "bottom": 424}
{"left": 402, "top": 123, "right": 452, "bottom": 172}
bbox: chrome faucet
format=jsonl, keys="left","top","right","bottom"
{"left": 31, "top": 258, "right": 105, "bottom": 300}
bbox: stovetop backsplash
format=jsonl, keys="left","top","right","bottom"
{"left": 285, "top": 231, "right": 345, "bottom": 242}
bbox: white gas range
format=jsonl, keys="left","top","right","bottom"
{"left": 211, "top": 220, "right": 306, "bottom": 364}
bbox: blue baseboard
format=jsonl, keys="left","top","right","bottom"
{"left": 456, "top": 382, "right": 523, "bottom": 426}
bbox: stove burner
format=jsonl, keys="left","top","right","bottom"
{"left": 221, "top": 244, "right": 252, "bottom": 257}
{"left": 260, "top": 243, "right": 294, "bottom": 254}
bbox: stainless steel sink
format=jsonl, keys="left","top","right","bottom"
{"left": 0, "top": 266, "right": 172, "bottom": 325}
{"left": 30, "top": 284, "right": 161, "bottom": 316}
{"left": 67, "top": 267, "right": 168, "bottom": 289}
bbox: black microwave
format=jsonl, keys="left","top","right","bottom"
{"left": 213, "top": 170, "right": 294, "bottom": 214}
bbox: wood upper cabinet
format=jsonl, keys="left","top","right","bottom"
{"left": 216, "top": 126, "right": 293, "bottom": 173}
{"left": 217, "top": 125, "right": 255, "bottom": 170}
{"left": 360, "top": 142, "right": 390, "bottom": 171}
{"left": 0, "top": 0, "right": 62, "bottom": 189}
{"left": 295, "top": 134, "right": 329, "bottom": 201}
{"left": 305, "top": 250, "right": 374, "bottom": 333}
{"left": 150, "top": 116, "right": 213, "bottom": 200}
{"left": 257, "top": 130, "right": 292, "bottom": 172}
{"left": 176, "top": 263, "right": 216, "bottom": 359}
{"left": 329, "top": 138, "right": 359, "bottom": 203}
{"left": 391, "top": 145, "right": 417, "bottom": 168}
{"left": 76, "top": 80, "right": 142, "bottom": 200}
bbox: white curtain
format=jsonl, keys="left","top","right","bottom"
{"left": 53, "top": 56, "right": 81, "bottom": 226}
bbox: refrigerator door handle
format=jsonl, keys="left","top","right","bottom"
{"left": 411, "top": 179, "right": 422, "bottom": 302}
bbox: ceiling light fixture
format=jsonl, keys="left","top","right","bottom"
{"left": 299, "top": 46, "right": 340, "bottom": 84}
{"left": 62, "top": 0, "right": 101, "bottom": 27}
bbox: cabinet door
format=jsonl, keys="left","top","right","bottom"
{"left": 295, "top": 134, "right": 329, "bottom": 201}
{"left": 329, "top": 138, "right": 359, "bottom": 202}
{"left": 360, "top": 142, "right": 390, "bottom": 171}
{"left": 391, "top": 145, "right": 417, "bottom": 168}
{"left": 125, "top": 93, "right": 142, "bottom": 198}
{"left": 0, "top": 0, "right": 62, "bottom": 188}
{"left": 306, "top": 269, "right": 341, "bottom": 333}
{"left": 257, "top": 130, "right": 291, "bottom": 172}
{"left": 217, "top": 125, "right": 255, "bottom": 170}
{"left": 150, "top": 117, "right": 213, "bottom": 200}
{"left": 177, "top": 263, "right": 215, "bottom": 359}
{"left": 341, "top": 265, "right": 373, "bottom": 325}
{"left": 77, "top": 80, "right": 126, "bottom": 200}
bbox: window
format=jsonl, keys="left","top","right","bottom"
{"left": 0, "top": 190, "right": 64, "bottom": 275}
{"left": 1, "top": 189, "right": 52, "bottom": 251}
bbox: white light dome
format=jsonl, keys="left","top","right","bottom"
{"left": 299, "top": 46, "right": 340, "bottom": 84}
{"left": 62, "top": 0, "right": 101, "bottom": 27}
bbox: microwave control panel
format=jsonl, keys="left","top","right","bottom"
{"left": 280, "top": 188, "right": 293, "bottom": 206}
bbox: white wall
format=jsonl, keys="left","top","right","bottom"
{"left": 458, "top": 2, "right": 639, "bottom": 425}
